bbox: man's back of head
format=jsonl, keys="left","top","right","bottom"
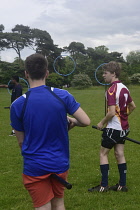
{"left": 25, "top": 53, "right": 48, "bottom": 80}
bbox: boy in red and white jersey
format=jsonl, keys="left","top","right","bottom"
{"left": 106, "top": 80, "right": 132, "bottom": 130}
{"left": 88, "top": 61, "right": 136, "bottom": 192}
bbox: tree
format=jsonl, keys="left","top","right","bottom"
{"left": 86, "top": 47, "right": 96, "bottom": 59}
{"left": 119, "top": 71, "right": 130, "bottom": 85}
{"left": 10, "top": 24, "right": 32, "bottom": 59}
{"left": 12, "top": 24, "right": 31, "bottom": 34}
{"left": 4, "top": 33, "right": 25, "bottom": 59}
{"left": 95, "top": 45, "right": 109, "bottom": 54}
{"left": 101, "top": 51, "right": 125, "bottom": 64}
{"left": 65, "top": 42, "right": 86, "bottom": 61}
{"left": 86, "top": 46, "right": 124, "bottom": 66}
{"left": 86, "top": 46, "right": 108, "bottom": 67}
{"left": 0, "top": 25, "right": 60, "bottom": 63}
{"left": 31, "top": 28, "right": 55, "bottom": 56}
{"left": 31, "top": 28, "right": 62, "bottom": 73}
{"left": 47, "top": 45, "right": 63, "bottom": 73}
{"left": 0, "top": 24, "right": 4, "bottom": 32}
{"left": 126, "top": 51, "right": 140, "bottom": 65}
{"left": 125, "top": 51, "right": 140, "bottom": 76}
{"left": 1, "top": 25, "right": 33, "bottom": 60}
{"left": 0, "top": 24, "right": 9, "bottom": 51}
{"left": 0, "top": 60, "right": 24, "bottom": 83}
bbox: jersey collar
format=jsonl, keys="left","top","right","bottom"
{"left": 111, "top": 80, "right": 121, "bottom": 85}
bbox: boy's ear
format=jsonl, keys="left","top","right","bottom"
{"left": 112, "top": 72, "right": 116, "bottom": 77}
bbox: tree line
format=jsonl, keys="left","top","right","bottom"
{"left": 0, "top": 24, "right": 140, "bottom": 88}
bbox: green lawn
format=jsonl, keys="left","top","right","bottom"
{"left": 0, "top": 86, "right": 140, "bottom": 210}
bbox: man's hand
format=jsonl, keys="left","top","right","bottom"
{"left": 67, "top": 116, "right": 76, "bottom": 130}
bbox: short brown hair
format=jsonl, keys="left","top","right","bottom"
{"left": 25, "top": 53, "right": 48, "bottom": 80}
{"left": 103, "top": 61, "right": 121, "bottom": 78}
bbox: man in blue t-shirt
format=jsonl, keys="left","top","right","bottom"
{"left": 10, "top": 53, "right": 90, "bottom": 210}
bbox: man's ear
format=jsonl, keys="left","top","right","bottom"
{"left": 45, "top": 70, "right": 49, "bottom": 78}
{"left": 25, "top": 70, "right": 29, "bottom": 79}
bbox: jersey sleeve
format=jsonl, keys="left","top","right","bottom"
{"left": 107, "top": 85, "right": 116, "bottom": 106}
{"left": 127, "top": 92, "right": 133, "bottom": 104}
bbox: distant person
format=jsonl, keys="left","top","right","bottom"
{"left": 0, "top": 75, "right": 23, "bottom": 103}
{"left": 10, "top": 53, "right": 90, "bottom": 210}
{"left": 88, "top": 61, "right": 136, "bottom": 193}
{"left": 0, "top": 75, "right": 22, "bottom": 136}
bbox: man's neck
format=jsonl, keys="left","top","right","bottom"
{"left": 29, "top": 79, "right": 46, "bottom": 88}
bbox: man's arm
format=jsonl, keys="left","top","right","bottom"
{"left": 14, "top": 130, "right": 24, "bottom": 149}
{"left": 127, "top": 101, "right": 136, "bottom": 115}
{"left": 0, "top": 84, "right": 8, "bottom": 88}
{"left": 97, "top": 105, "right": 115, "bottom": 130}
{"left": 67, "top": 107, "right": 90, "bottom": 130}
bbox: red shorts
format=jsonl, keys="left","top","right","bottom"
{"left": 22, "top": 171, "right": 68, "bottom": 208}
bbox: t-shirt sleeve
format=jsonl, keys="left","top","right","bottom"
{"left": 66, "top": 93, "right": 80, "bottom": 115}
{"left": 10, "top": 98, "right": 24, "bottom": 131}
{"left": 54, "top": 89, "right": 80, "bottom": 115}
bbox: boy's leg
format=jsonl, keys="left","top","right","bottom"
{"left": 110, "top": 144, "right": 128, "bottom": 191}
{"left": 51, "top": 171, "right": 68, "bottom": 210}
{"left": 114, "top": 144, "right": 127, "bottom": 186}
{"left": 88, "top": 146, "right": 110, "bottom": 192}
{"left": 100, "top": 146, "right": 110, "bottom": 187}
{"left": 35, "top": 202, "right": 51, "bottom": 210}
{"left": 118, "top": 163, "right": 127, "bottom": 186}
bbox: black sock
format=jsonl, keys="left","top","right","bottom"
{"left": 118, "top": 163, "right": 127, "bottom": 186}
{"left": 100, "top": 164, "right": 109, "bottom": 187}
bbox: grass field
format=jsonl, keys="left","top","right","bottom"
{"left": 0, "top": 86, "right": 140, "bottom": 210}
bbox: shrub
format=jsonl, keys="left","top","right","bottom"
{"left": 71, "top": 73, "right": 92, "bottom": 89}
{"left": 46, "top": 73, "right": 64, "bottom": 88}
{"left": 129, "top": 73, "right": 140, "bottom": 84}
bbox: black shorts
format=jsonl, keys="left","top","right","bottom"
{"left": 101, "top": 128, "right": 129, "bottom": 149}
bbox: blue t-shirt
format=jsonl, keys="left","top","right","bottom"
{"left": 10, "top": 85, "right": 80, "bottom": 176}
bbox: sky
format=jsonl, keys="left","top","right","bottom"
{"left": 0, "top": 0, "right": 140, "bottom": 62}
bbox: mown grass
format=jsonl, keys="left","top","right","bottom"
{"left": 0, "top": 86, "right": 140, "bottom": 210}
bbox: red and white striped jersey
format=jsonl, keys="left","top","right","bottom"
{"left": 106, "top": 81, "right": 132, "bottom": 130}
